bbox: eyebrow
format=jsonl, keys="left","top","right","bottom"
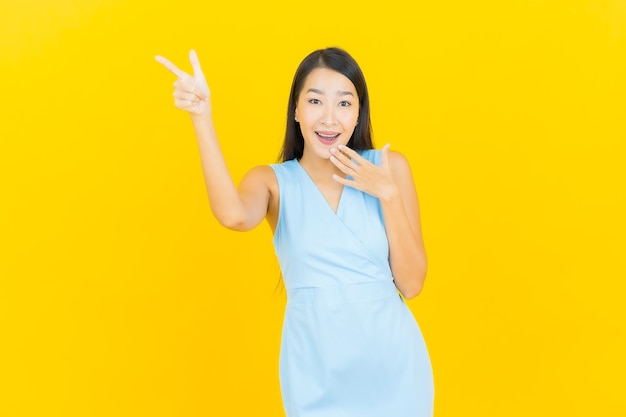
{"left": 306, "top": 88, "right": 354, "bottom": 97}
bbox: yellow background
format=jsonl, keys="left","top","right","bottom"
{"left": 1, "top": 0, "right": 625, "bottom": 416}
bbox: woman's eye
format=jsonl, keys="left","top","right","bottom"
{"left": 339, "top": 101, "right": 351, "bottom": 107}
{"left": 309, "top": 99, "right": 321, "bottom": 104}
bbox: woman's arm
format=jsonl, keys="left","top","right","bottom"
{"left": 330, "top": 145, "right": 427, "bottom": 299}
{"left": 156, "top": 50, "right": 272, "bottom": 231}
{"left": 190, "top": 119, "right": 275, "bottom": 231}
{"left": 379, "top": 150, "right": 427, "bottom": 299}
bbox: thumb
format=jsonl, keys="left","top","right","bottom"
{"left": 381, "top": 143, "right": 391, "bottom": 167}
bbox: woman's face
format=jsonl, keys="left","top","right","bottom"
{"left": 295, "top": 67, "right": 359, "bottom": 161}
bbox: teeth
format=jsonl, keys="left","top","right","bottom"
{"left": 318, "top": 133, "right": 339, "bottom": 139}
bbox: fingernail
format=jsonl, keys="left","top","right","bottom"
{"left": 330, "top": 147, "right": 336, "bottom": 154}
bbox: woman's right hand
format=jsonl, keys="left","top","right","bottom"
{"left": 155, "top": 50, "right": 211, "bottom": 117}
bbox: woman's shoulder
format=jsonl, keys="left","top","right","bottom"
{"left": 384, "top": 148, "right": 415, "bottom": 184}
{"left": 387, "top": 148, "right": 411, "bottom": 167}
{"left": 240, "top": 165, "right": 279, "bottom": 192}
{"left": 246, "top": 164, "right": 279, "bottom": 182}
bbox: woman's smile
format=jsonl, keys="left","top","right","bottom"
{"left": 316, "top": 130, "right": 341, "bottom": 145}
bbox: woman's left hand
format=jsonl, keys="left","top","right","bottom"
{"left": 329, "top": 144, "right": 399, "bottom": 201}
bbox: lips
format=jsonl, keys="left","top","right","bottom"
{"left": 316, "top": 131, "right": 340, "bottom": 145}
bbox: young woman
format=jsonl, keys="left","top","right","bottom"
{"left": 156, "top": 47, "right": 434, "bottom": 417}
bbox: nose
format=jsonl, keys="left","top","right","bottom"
{"left": 321, "top": 105, "right": 336, "bottom": 125}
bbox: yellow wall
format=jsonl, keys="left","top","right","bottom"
{"left": 1, "top": 0, "right": 624, "bottom": 416}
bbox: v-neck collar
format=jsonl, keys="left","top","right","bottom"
{"left": 295, "top": 159, "right": 347, "bottom": 216}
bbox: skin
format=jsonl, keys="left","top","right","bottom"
{"left": 295, "top": 67, "right": 359, "bottom": 213}
{"left": 155, "top": 50, "right": 427, "bottom": 298}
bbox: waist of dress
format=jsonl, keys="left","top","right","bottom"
{"left": 286, "top": 280, "right": 400, "bottom": 305}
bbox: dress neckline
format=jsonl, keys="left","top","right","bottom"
{"left": 295, "top": 159, "right": 347, "bottom": 216}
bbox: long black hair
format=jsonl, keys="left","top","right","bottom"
{"left": 278, "top": 47, "right": 374, "bottom": 162}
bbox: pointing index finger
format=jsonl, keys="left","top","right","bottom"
{"left": 155, "top": 55, "right": 188, "bottom": 79}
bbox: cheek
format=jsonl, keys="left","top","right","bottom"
{"left": 343, "top": 119, "right": 358, "bottom": 138}
{"left": 300, "top": 108, "right": 320, "bottom": 124}
{"left": 343, "top": 111, "right": 359, "bottom": 126}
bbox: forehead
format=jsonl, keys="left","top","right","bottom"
{"left": 301, "top": 67, "right": 357, "bottom": 94}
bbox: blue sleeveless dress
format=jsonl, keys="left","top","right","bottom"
{"left": 270, "top": 150, "right": 434, "bottom": 417}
